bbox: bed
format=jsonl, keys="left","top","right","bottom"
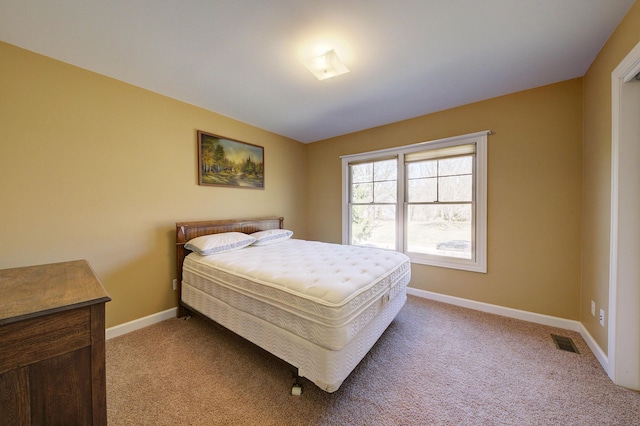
{"left": 175, "top": 217, "right": 411, "bottom": 393}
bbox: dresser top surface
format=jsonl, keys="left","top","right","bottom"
{"left": 0, "top": 260, "right": 111, "bottom": 325}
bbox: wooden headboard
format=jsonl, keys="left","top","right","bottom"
{"left": 175, "top": 217, "right": 284, "bottom": 317}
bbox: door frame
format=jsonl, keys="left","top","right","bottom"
{"left": 609, "top": 39, "right": 640, "bottom": 390}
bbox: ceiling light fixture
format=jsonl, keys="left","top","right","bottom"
{"left": 303, "top": 49, "right": 349, "bottom": 80}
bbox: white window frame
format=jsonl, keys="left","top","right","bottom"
{"left": 341, "top": 131, "right": 488, "bottom": 273}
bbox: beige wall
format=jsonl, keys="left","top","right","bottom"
{"left": 0, "top": 42, "right": 308, "bottom": 328}
{"left": 582, "top": 1, "right": 640, "bottom": 352}
{"left": 3, "top": 2, "right": 638, "bottom": 338}
{"left": 307, "top": 79, "right": 584, "bottom": 320}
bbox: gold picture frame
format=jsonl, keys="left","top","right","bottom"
{"left": 197, "top": 130, "right": 264, "bottom": 189}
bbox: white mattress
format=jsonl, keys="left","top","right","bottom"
{"left": 183, "top": 239, "right": 411, "bottom": 351}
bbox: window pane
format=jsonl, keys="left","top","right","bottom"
{"left": 407, "top": 161, "right": 436, "bottom": 179}
{"left": 406, "top": 204, "right": 472, "bottom": 259}
{"left": 351, "top": 205, "right": 396, "bottom": 249}
{"left": 373, "top": 159, "right": 397, "bottom": 181}
{"left": 439, "top": 156, "right": 472, "bottom": 176}
{"left": 407, "top": 177, "right": 437, "bottom": 202}
{"left": 351, "top": 163, "right": 373, "bottom": 183}
{"left": 352, "top": 163, "right": 372, "bottom": 183}
{"left": 352, "top": 182, "right": 373, "bottom": 203}
{"left": 438, "top": 175, "right": 472, "bottom": 201}
{"left": 374, "top": 180, "right": 397, "bottom": 202}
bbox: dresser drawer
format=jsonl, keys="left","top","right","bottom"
{"left": 0, "top": 307, "right": 91, "bottom": 374}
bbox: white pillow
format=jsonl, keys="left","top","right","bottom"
{"left": 250, "top": 229, "right": 293, "bottom": 246}
{"left": 185, "top": 232, "right": 256, "bottom": 255}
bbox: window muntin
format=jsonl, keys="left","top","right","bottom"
{"left": 407, "top": 156, "right": 473, "bottom": 202}
{"left": 342, "top": 131, "right": 488, "bottom": 273}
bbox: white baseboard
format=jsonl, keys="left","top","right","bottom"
{"left": 106, "top": 307, "right": 177, "bottom": 340}
{"left": 407, "top": 287, "right": 581, "bottom": 330}
{"left": 578, "top": 322, "right": 609, "bottom": 372}
{"left": 105, "top": 289, "right": 611, "bottom": 375}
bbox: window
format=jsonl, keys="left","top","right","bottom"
{"left": 342, "top": 131, "right": 488, "bottom": 273}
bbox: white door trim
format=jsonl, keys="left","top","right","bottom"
{"left": 609, "top": 39, "right": 640, "bottom": 390}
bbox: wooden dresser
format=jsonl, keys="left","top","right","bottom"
{"left": 0, "top": 260, "right": 111, "bottom": 425}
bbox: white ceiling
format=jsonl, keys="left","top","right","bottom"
{"left": 0, "top": 0, "right": 635, "bottom": 143}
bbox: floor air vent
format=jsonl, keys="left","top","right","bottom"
{"left": 551, "top": 334, "right": 580, "bottom": 354}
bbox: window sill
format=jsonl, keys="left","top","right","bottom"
{"left": 408, "top": 254, "right": 487, "bottom": 273}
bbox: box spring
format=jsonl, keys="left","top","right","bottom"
{"left": 182, "top": 283, "right": 407, "bottom": 392}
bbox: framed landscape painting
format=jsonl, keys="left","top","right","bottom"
{"left": 197, "top": 130, "right": 264, "bottom": 189}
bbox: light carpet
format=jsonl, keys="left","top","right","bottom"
{"left": 106, "top": 296, "right": 640, "bottom": 425}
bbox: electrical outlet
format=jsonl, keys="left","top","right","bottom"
{"left": 591, "top": 300, "right": 596, "bottom": 316}
{"left": 172, "top": 279, "right": 177, "bottom": 291}
{"left": 599, "top": 308, "right": 605, "bottom": 327}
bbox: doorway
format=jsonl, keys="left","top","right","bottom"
{"left": 610, "top": 40, "right": 640, "bottom": 391}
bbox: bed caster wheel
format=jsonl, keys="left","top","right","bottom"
{"left": 291, "top": 384, "right": 303, "bottom": 396}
